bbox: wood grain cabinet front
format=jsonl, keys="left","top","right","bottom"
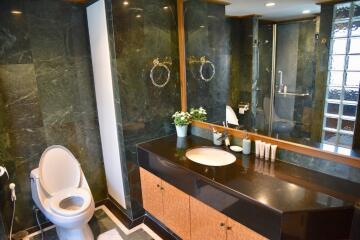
{"left": 139, "top": 168, "right": 191, "bottom": 240}
{"left": 227, "top": 217, "right": 267, "bottom": 240}
{"left": 190, "top": 197, "right": 228, "bottom": 240}
{"left": 139, "top": 167, "right": 164, "bottom": 222}
{"left": 162, "top": 181, "right": 191, "bottom": 240}
{"left": 139, "top": 167, "right": 266, "bottom": 240}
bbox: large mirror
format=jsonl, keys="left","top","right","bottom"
{"left": 184, "top": 0, "right": 360, "bottom": 157}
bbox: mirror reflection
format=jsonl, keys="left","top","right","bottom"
{"left": 184, "top": 0, "right": 360, "bottom": 156}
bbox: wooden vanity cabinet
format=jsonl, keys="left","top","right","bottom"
{"left": 190, "top": 197, "right": 266, "bottom": 240}
{"left": 140, "top": 167, "right": 266, "bottom": 240}
{"left": 227, "top": 217, "right": 267, "bottom": 240}
{"left": 190, "top": 197, "right": 228, "bottom": 240}
{"left": 139, "top": 167, "right": 191, "bottom": 240}
{"left": 139, "top": 167, "right": 164, "bottom": 222}
{"left": 162, "top": 181, "right": 191, "bottom": 240}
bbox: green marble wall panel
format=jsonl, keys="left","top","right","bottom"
{"left": 312, "top": 5, "right": 334, "bottom": 142}
{"left": 0, "top": 0, "right": 107, "bottom": 234}
{"left": 185, "top": 0, "right": 230, "bottom": 124}
{"left": 227, "top": 16, "right": 257, "bottom": 129}
{"left": 109, "top": 0, "right": 181, "bottom": 219}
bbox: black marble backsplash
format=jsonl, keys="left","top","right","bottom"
{"left": 0, "top": 0, "right": 107, "bottom": 233}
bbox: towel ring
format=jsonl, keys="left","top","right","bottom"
{"left": 199, "top": 56, "right": 215, "bottom": 82}
{"left": 150, "top": 58, "right": 171, "bottom": 88}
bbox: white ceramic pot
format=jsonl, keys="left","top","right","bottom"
{"left": 176, "top": 125, "right": 188, "bottom": 137}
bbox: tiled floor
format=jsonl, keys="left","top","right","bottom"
{"left": 24, "top": 206, "right": 161, "bottom": 240}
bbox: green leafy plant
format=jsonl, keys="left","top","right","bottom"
{"left": 172, "top": 111, "right": 192, "bottom": 126}
{"left": 190, "top": 107, "right": 207, "bottom": 121}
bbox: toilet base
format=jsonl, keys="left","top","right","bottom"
{"left": 56, "top": 224, "right": 94, "bottom": 240}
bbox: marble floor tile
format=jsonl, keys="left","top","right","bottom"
{"left": 24, "top": 206, "right": 160, "bottom": 240}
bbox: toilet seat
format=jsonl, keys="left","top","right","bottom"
{"left": 49, "top": 188, "right": 92, "bottom": 217}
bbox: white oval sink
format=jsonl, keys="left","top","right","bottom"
{"left": 185, "top": 147, "right": 236, "bottom": 167}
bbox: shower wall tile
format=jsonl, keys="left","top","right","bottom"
{"left": 0, "top": 0, "right": 107, "bottom": 234}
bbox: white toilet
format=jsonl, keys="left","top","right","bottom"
{"left": 30, "top": 145, "right": 95, "bottom": 240}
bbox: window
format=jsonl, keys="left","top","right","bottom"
{"left": 322, "top": 1, "right": 360, "bottom": 147}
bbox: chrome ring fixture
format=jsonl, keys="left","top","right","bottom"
{"left": 199, "top": 56, "right": 215, "bottom": 82}
{"left": 150, "top": 58, "right": 171, "bottom": 88}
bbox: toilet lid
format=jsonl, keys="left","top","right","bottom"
{"left": 39, "top": 145, "right": 81, "bottom": 196}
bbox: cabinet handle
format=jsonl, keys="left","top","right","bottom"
{"left": 160, "top": 187, "right": 164, "bottom": 190}
{"left": 227, "top": 226, "right": 232, "bottom": 230}
{"left": 156, "top": 184, "right": 160, "bottom": 188}
{"left": 220, "top": 222, "right": 225, "bottom": 227}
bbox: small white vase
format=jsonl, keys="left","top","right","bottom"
{"left": 176, "top": 125, "right": 188, "bottom": 137}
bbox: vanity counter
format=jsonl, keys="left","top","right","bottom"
{"left": 137, "top": 135, "right": 359, "bottom": 239}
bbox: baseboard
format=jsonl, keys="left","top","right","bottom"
{"left": 143, "top": 213, "right": 180, "bottom": 240}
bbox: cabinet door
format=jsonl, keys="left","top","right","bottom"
{"left": 139, "top": 168, "right": 163, "bottom": 222}
{"left": 227, "top": 217, "right": 267, "bottom": 240}
{"left": 162, "top": 180, "right": 191, "bottom": 240}
{"left": 190, "top": 197, "right": 227, "bottom": 240}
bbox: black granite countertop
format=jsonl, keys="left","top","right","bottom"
{"left": 138, "top": 135, "right": 360, "bottom": 213}
{"left": 137, "top": 135, "right": 359, "bottom": 239}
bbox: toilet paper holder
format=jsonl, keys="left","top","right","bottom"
{"left": 238, "top": 103, "right": 249, "bottom": 114}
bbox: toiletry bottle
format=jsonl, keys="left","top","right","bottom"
{"left": 259, "top": 142, "right": 265, "bottom": 159}
{"left": 242, "top": 135, "right": 251, "bottom": 155}
{"left": 265, "top": 143, "right": 271, "bottom": 160}
{"left": 255, "top": 140, "right": 261, "bottom": 157}
{"left": 270, "top": 145, "right": 277, "bottom": 162}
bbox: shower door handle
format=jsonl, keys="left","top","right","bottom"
{"left": 278, "top": 70, "right": 283, "bottom": 92}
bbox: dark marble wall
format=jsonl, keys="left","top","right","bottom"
{"left": 256, "top": 21, "right": 273, "bottom": 133}
{"left": 0, "top": 0, "right": 107, "bottom": 233}
{"left": 108, "top": 0, "right": 181, "bottom": 219}
{"left": 184, "top": 0, "right": 230, "bottom": 124}
{"left": 293, "top": 19, "right": 317, "bottom": 137}
{"left": 227, "top": 16, "right": 257, "bottom": 129}
{"left": 312, "top": 5, "right": 334, "bottom": 142}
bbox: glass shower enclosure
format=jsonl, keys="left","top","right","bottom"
{"left": 256, "top": 18, "right": 317, "bottom": 144}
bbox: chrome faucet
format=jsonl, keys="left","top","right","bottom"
{"left": 217, "top": 131, "right": 230, "bottom": 147}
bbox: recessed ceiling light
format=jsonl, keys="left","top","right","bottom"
{"left": 200, "top": 25, "right": 205, "bottom": 28}
{"left": 163, "top": 6, "right": 169, "bottom": 10}
{"left": 265, "top": 2, "right": 276, "bottom": 7}
{"left": 11, "top": 10, "right": 22, "bottom": 15}
{"left": 302, "top": 9, "right": 311, "bottom": 14}
{"left": 123, "top": 1, "right": 129, "bottom": 6}
{"left": 136, "top": 14, "right": 141, "bottom": 18}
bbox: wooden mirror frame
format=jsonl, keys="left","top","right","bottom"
{"left": 176, "top": 0, "right": 360, "bottom": 168}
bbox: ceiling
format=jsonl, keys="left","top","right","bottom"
{"left": 225, "top": 0, "right": 331, "bottom": 21}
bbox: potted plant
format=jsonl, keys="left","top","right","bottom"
{"left": 190, "top": 107, "right": 207, "bottom": 121}
{"left": 172, "top": 111, "right": 192, "bottom": 137}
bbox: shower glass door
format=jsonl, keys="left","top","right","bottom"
{"left": 257, "top": 19, "right": 317, "bottom": 142}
